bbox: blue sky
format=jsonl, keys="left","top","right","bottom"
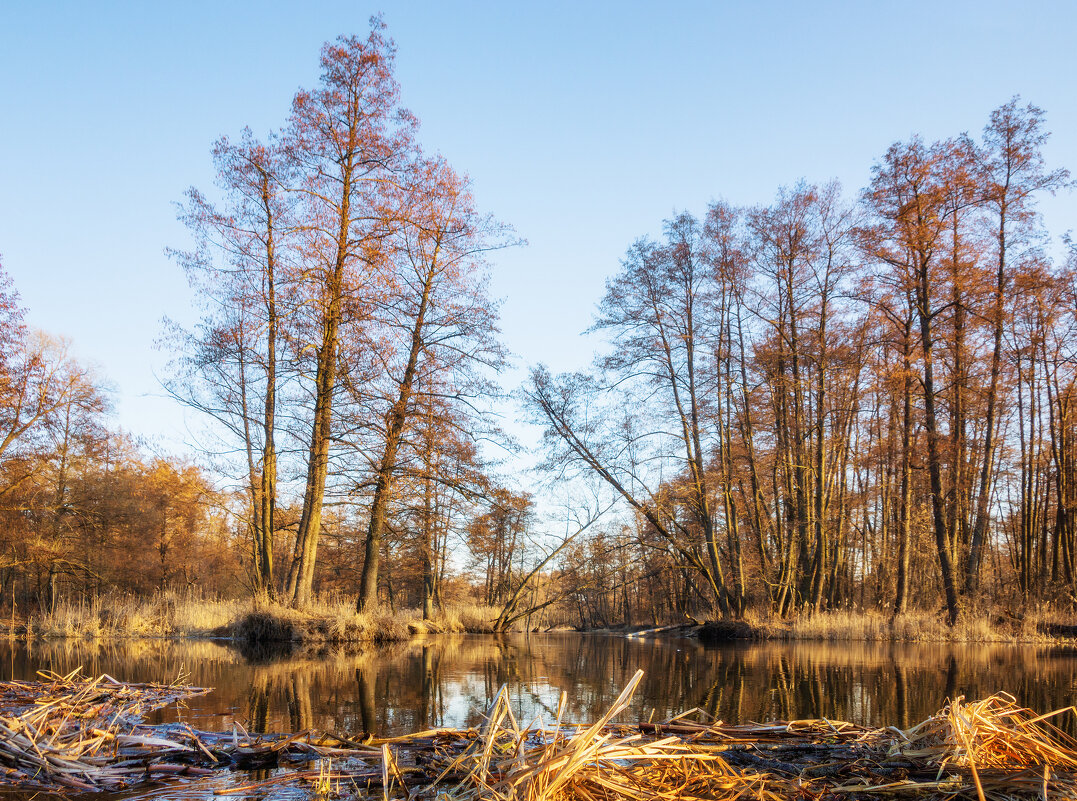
{"left": 1, "top": 1, "right": 1075, "bottom": 455}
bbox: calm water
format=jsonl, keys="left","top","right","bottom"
{"left": 2, "top": 633, "right": 1077, "bottom": 736}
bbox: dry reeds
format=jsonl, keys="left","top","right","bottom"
{"left": 19, "top": 592, "right": 504, "bottom": 644}
{"left": 1, "top": 668, "right": 1076, "bottom": 799}
{"left": 0, "top": 667, "right": 213, "bottom": 790}
{"left": 380, "top": 672, "right": 1077, "bottom": 801}
{"left": 742, "top": 607, "right": 1061, "bottom": 643}
{"left": 230, "top": 601, "right": 504, "bottom": 644}
{"left": 875, "top": 693, "right": 1077, "bottom": 800}
{"left": 433, "top": 670, "right": 777, "bottom": 801}
{"left": 27, "top": 591, "right": 247, "bottom": 640}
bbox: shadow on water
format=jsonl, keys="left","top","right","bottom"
{"left": 1, "top": 634, "right": 1076, "bottom": 737}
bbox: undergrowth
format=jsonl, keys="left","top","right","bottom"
{"left": 19, "top": 593, "right": 504, "bottom": 642}
{"left": 742, "top": 606, "right": 1061, "bottom": 643}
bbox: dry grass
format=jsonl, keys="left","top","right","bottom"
{"left": 231, "top": 599, "right": 505, "bottom": 644}
{"left": 19, "top": 593, "right": 506, "bottom": 643}
{"left": 743, "top": 608, "right": 1062, "bottom": 643}
{"left": 232, "top": 602, "right": 413, "bottom": 644}
{"left": 31, "top": 595, "right": 1068, "bottom": 645}
{"left": 26, "top": 593, "right": 246, "bottom": 640}
{"left": 4, "top": 669, "right": 1077, "bottom": 798}
{"left": 430, "top": 602, "right": 501, "bottom": 633}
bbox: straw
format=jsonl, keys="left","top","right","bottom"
{"left": 1, "top": 670, "right": 1076, "bottom": 800}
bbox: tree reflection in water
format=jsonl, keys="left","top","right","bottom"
{"left": 1, "top": 635, "right": 1076, "bottom": 737}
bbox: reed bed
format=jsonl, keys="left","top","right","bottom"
{"left": 0, "top": 668, "right": 213, "bottom": 790}
{"left": 14, "top": 592, "right": 503, "bottom": 643}
{"left": 744, "top": 608, "right": 1057, "bottom": 643}
{"left": 24, "top": 592, "right": 248, "bottom": 639}
{"left": 230, "top": 600, "right": 505, "bottom": 644}
{"left": 0, "top": 669, "right": 1075, "bottom": 799}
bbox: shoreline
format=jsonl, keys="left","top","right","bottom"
{"left": 4, "top": 594, "right": 1073, "bottom": 645}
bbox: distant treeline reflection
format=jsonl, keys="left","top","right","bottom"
{"left": 2, "top": 635, "right": 1075, "bottom": 737}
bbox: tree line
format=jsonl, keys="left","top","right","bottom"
{"left": 0, "top": 21, "right": 535, "bottom": 619}
{"left": 2, "top": 19, "right": 1075, "bottom": 627}
{"left": 163, "top": 20, "right": 526, "bottom": 615}
{"left": 0, "top": 265, "right": 237, "bottom": 608}
{"left": 528, "top": 98, "right": 1075, "bottom": 625}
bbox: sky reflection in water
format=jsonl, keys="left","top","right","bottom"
{"left": 2, "top": 633, "right": 1077, "bottom": 738}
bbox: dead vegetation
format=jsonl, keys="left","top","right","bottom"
{"left": 0, "top": 668, "right": 213, "bottom": 791}
{"left": 20, "top": 592, "right": 246, "bottom": 640}
{"left": 1, "top": 668, "right": 1076, "bottom": 799}
{"left": 229, "top": 601, "right": 501, "bottom": 644}
{"left": 8, "top": 593, "right": 505, "bottom": 643}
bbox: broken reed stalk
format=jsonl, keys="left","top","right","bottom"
{"left": 2, "top": 668, "right": 1077, "bottom": 799}
{"left": 0, "top": 667, "right": 214, "bottom": 791}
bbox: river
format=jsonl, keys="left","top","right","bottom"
{"left": 2, "top": 633, "right": 1076, "bottom": 736}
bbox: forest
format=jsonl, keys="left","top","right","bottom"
{"left": 1, "top": 21, "right": 1076, "bottom": 631}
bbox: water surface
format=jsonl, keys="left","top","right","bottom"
{"left": 2, "top": 633, "right": 1076, "bottom": 736}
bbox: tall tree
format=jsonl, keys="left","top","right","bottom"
{"left": 528, "top": 213, "right": 741, "bottom": 616}
{"left": 863, "top": 138, "right": 964, "bottom": 623}
{"left": 965, "top": 98, "right": 1070, "bottom": 592}
{"left": 168, "top": 131, "right": 292, "bottom": 598}
{"left": 283, "top": 23, "right": 414, "bottom": 607}
{"left": 354, "top": 156, "right": 509, "bottom": 611}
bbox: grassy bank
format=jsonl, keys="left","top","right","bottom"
{"left": 755, "top": 607, "right": 1069, "bottom": 642}
{"left": 10, "top": 594, "right": 1074, "bottom": 644}
{"left": 229, "top": 600, "right": 501, "bottom": 644}
{"left": 8, "top": 593, "right": 504, "bottom": 642}
{"left": 712, "top": 607, "right": 1070, "bottom": 643}
{"left": 615, "top": 607, "right": 1074, "bottom": 643}
{"left": 21, "top": 594, "right": 247, "bottom": 639}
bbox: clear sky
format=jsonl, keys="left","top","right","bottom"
{"left": 1, "top": 1, "right": 1075, "bottom": 455}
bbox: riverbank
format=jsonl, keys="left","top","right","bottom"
{"left": 2, "top": 668, "right": 1075, "bottom": 799}
{"left": 6, "top": 594, "right": 1073, "bottom": 645}
{"left": 228, "top": 601, "right": 501, "bottom": 644}
{"left": 610, "top": 607, "right": 1075, "bottom": 643}
{"left": 768, "top": 608, "right": 1068, "bottom": 642}
{"left": 6, "top": 594, "right": 503, "bottom": 643}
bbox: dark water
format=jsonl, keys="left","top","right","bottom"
{"left": 2, "top": 633, "right": 1077, "bottom": 736}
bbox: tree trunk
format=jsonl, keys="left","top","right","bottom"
{"left": 288, "top": 153, "right": 353, "bottom": 607}
{"left": 357, "top": 257, "right": 436, "bottom": 612}
{"left": 917, "top": 259, "right": 961, "bottom": 625}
